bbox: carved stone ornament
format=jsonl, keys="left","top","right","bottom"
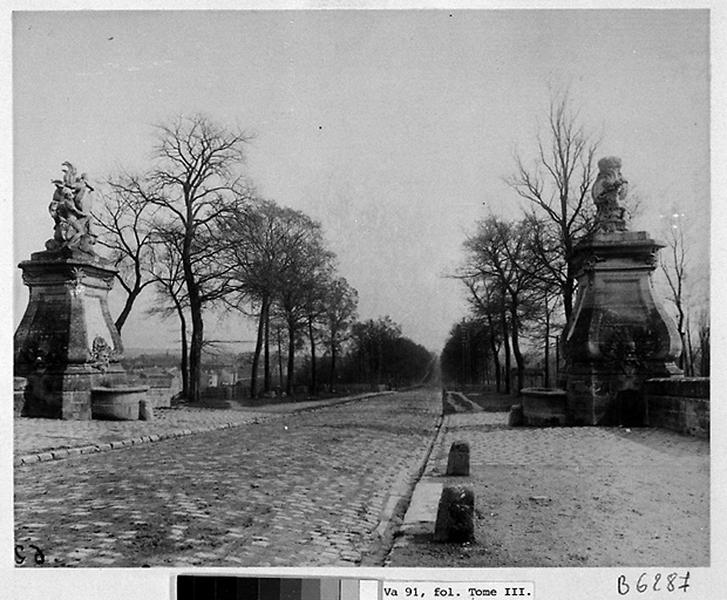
{"left": 89, "top": 336, "right": 111, "bottom": 372}
{"left": 645, "top": 248, "right": 659, "bottom": 267}
{"left": 581, "top": 254, "right": 604, "bottom": 272}
{"left": 70, "top": 267, "right": 85, "bottom": 296}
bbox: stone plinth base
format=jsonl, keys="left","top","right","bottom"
{"left": 566, "top": 365, "right": 645, "bottom": 426}
{"left": 14, "top": 248, "right": 140, "bottom": 420}
{"left": 22, "top": 365, "right": 129, "bottom": 420}
{"left": 564, "top": 230, "right": 682, "bottom": 426}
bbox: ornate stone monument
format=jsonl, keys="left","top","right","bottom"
{"left": 14, "top": 163, "right": 138, "bottom": 419}
{"left": 564, "top": 157, "right": 682, "bottom": 426}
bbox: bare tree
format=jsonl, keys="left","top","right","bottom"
{"left": 458, "top": 276, "right": 504, "bottom": 393}
{"left": 659, "top": 216, "right": 689, "bottom": 372}
{"left": 350, "top": 317, "right": 402, "bottom": 385}
{"left": 219, "top": 198, "right": 282, "bottom": 397}
{"left": 93, "top": 175, "right": 158, "bottom": 333}
{"left": 301, "top": 268, "right": 335, "bottom": 397}
{"left": 696, "top": 308, "right": 710, "bottom": 377}
{"left": 146, "top": 226, "right": 190, "bottom": 398}
{"left": 506, "top": 91, "right": 600, "bottom": 322}
{"left": 526, "top": 286, "right": 563, "bottom": 388}
{"left": 321, "top": 277, "right": 358, "bottom": 390}
{"left": 464, "top": 217, "right": 544, "bottom": 393}
{"left": 271, "top": 209, "right": 334, "bottom": 396}
{"left": 220, "top": 199, "right": 338, "bottom": 398}
{"left": 144, "top": 114, "right": 253, "bottom": 402}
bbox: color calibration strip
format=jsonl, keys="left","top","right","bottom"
{"left": 176, "top": 576, "right": 379, "bottom": 600}
{"left": 176, "top": 577, "right": 536, "bottom": 600}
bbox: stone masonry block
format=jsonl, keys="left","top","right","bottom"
{"left": 646, "top": 378, "right": 709, "bottom": 399}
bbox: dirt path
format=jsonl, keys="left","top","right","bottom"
{"left": 388, "top": 410, "right": 709, "bottom": 567}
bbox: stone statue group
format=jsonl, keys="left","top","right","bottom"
{"left": 47, "top": 161, "right": 96, "bottom": 253}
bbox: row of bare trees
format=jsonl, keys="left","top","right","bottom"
{"left": 658, "top": 211, "right": 710, "bottom": 377}
{"left": 455, "top": 216, "right": 563, "bottom": 392}
{"left": 93, "top": 114, "right": 360, "bottom": 402}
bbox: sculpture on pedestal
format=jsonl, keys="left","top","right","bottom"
{"left": 563, "top": 157, "right": 682, "bottom": 426}
{"left": 14, "top": 162, "right": 146, "bottom": 420}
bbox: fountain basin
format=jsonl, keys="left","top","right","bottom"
{"left": 91, "top": 385, "right": 149, "bottom": 420}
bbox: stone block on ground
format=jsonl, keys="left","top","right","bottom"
{"left": 14, "top": 377, "right": 27, "bottom": 416}
{"left": 446, "top": 441, "right": 470, "bottom": 476}
{"left": 442, "top": 391, "right": 453, "bottom": 415}
{"left": 433, "top": 485, "right": 475, "bottom": 543}
{"left": 508, "top": 404, "right": 524, "bottom": 426}
{"left": 140, "top": 399, "right": 155, "bottom": 421}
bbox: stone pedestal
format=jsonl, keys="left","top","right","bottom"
{"left": 14, "top": 248, "right": 128, "bottom": 419}
{"left": 564, "top": 231, "right": 682, "bottom": 426}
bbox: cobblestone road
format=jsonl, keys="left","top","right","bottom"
{"left": 14, "top": 407, "right": 274, "bottom": 457}
{"left": 15, "top": 390, "right": 441, "bottom": 568}
{"left": 15, "top": 394, "right": 380, "bottom": 458}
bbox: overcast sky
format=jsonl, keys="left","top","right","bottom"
{"left": 12, "top": 9, "right": 710, "bottom": 352}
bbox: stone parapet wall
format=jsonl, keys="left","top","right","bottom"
{"left": 132, "top": 372, "right": 178, "bottom": 408}
{"left": 645, "top": 377, "right": 709, "bottom": 438}
{"left": 521, "top": 388, "right": 567, "bottom": 426}
{"left": 145, "top": 386, "right": 172, "bottom": 409}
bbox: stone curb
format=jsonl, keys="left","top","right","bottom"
{"left": 14, "top": 391, "right": 394, "bottom": 467}
{"left": 385, "top": 413, "right": 452, "bottom": 559}
{"left": 362, "top": 409, "right": 445, "bottom": 566}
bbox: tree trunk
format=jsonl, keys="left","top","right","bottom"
{"left": 377, "top": 339, "right": 383, "bottom": 384}
{"left": 510, "top": 302, "right": 525, "bottom": 394}
{"left": 308, "top": 316, "right": 317, "bottom": 396}
{"left": 114, "top": 285, "right": 142, "bottom": 334}
{"left": 563, "top": 231, "right": 575, "bottom": 324}
{"left": 174, "top": 302, "right": 189, "bottom": 399}
{"left": 543, "top": 296, "right": 551, "bottom": 388}
{"left": 263, "top": 303, "right": 271, "bottom": 392}
{"left": 699, "top": 323, "right": 710, "bottom": 377}
{"left": 277, "top": 327, "right": 284, "bottom": 390}
{"left": 485, "top": 314, "right": 501, "bottom": 392}
{"left": 286, "top": 322, "right": 296, "bottom": 397}
{"left": 676, "top": 305, "right": 686, "bottom": 372}
{"left": 182, "top": 215, "right": 203, "bottom": 403}
{"left": 685, "top": 313, "right": 695, "bottom": 377}
{"left": 329, "top": 335, "right": 337, "bottom": 390}
{"left": 184, "top": 281, "right": 204, "bottom": 403}
{"left": 501, "top": 310, "right": 511, "bottom": 395}
{"left": 188, "top": 308, "right": 203, "bottom": 403}
{"left": 250, "top": 297, "right": 267, "bottom": 398}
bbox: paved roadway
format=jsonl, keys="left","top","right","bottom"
{"left": 14, "top": 389, "right": 441, "bottom": 568}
